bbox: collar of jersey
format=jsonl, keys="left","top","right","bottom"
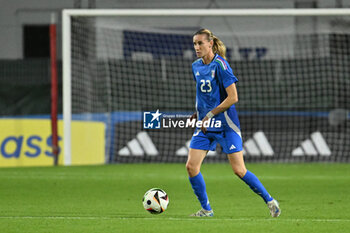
{"left": 201, "top": 54, "right": 218, "bottom": 65}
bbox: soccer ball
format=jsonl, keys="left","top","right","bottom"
{"left": 142, "top": 188, "right": 169, "bottom": 214}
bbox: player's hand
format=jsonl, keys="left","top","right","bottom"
{"left": 201, "top": 116, "right": 209, "bottom": 134}
{"left": 189, "top": 112, "right": 197, "bottom": 121}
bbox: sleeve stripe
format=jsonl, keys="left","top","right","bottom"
{"left": 215, "top": 58, "right": 227, "bottom": 70}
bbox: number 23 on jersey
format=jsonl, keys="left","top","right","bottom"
{"left": 200, "top": 80, "right": 212, "bottom": 93}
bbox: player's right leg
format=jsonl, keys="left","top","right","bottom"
{"left": 186, "top": 148, "right": 214, "bottom": 217}
{"left": 187, "top": 131, "right": 215, "bottom": 217}
{"left": 186, "top": 148, "right": 207, "bottom": 178}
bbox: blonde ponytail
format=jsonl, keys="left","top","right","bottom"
{"left": 194, "top": 28, "right": 227, "bottom": 59}
{"left": 212, "top": 36, "right": 226, "bottom": 60}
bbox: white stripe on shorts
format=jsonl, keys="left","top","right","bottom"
{"left": 224, "top": 111, "right": 242, "bottom": 138}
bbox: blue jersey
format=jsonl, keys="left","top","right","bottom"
{"left": 192, "top": 54, "right": 240, "bottom": 132}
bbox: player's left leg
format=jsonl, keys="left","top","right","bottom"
{"left": 217, "top": 129, "right": 281, "bottom": 217}
{"left": 227, "top": 151, "right": 281, "bottom": 217}
{"left": 227, "top": 151, "right": 271, "bottom": 201}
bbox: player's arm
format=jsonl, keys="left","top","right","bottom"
{"left": 201, "top": 83, "right": 238, "bottom": 133}
{"left": 210, "top": 83, "right": 238, "bottom": 116}
{"left": 190, "top": 112, "right": 197, "bottom": 120}
{"left": 190, "top": 67, "right": 198, "bottom": 121}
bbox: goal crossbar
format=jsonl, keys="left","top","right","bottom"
{"left": 63, "top": 8, "right": 350, "bottom": 17}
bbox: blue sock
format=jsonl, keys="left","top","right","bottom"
{"left": 189, "top": 172, "right": 212, "bottom": 211}
{"left": 241, "top": 170, "right": 273, "bottom": 203}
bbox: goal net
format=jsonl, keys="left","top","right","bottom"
{"left": 63, "top": 9, "right": 350, "bottom": 164}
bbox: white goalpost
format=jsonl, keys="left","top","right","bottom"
{"left": 62, "top": 8, "right": 350, "bottom": 164}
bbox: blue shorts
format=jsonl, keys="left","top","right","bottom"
{"left": 189, "top": 129, "right": 243, "bottom": 154}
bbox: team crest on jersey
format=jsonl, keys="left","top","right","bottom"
{"left": 211, "top": 70, "right": 215, "bottom": 78}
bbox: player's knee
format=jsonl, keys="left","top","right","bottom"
{"left": 186, "top": 162, "right": 199, "bottom": 177}
{"left": 233, "top": 167, "right": 247, "bottom": 178}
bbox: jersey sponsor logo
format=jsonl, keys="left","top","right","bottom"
{"left": 118, "top": 132, "right": 159, "bottom": 156}
{"left": 291, "top": 131, "right": 331, "bottom": 156}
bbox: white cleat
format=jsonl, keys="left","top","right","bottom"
{"left": 267, "top": 199, "right": 281, "bottom": 217}
{"left": 190, "top": 208, "right": 214, "bottom": 217}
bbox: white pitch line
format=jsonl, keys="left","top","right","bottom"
{"left": 2, "top": 175, "right": 350, "bottom": 180}
{"left": 207, "top": 175, "right": 350, "bottom": 180}
{"left": 0, "top": 216, "right": 349, "bottom": 222}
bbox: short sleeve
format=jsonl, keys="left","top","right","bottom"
{"left": 192, "top": 59, "right": 201, "bottom": 82}
{"left": 217, "top": 63, "right": 238, "bottom": 88}
{"left": 192, "top": 69, "right": 196, "bottom": 82}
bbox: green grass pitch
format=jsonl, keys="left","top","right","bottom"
{"left": 0, "top": 163, "right": 349, "bottom": 233}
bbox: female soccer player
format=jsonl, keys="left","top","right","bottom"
{"left": 187, "top": 28, "right": 281, "bottom": 217}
